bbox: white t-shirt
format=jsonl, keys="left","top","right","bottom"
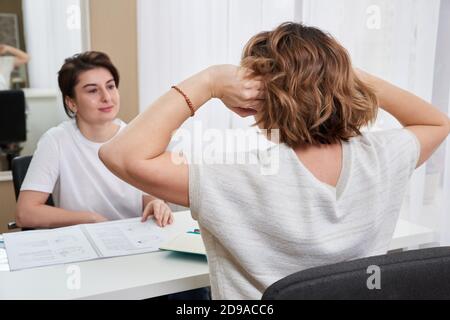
{"left": 21, "top": 119, "right": 143, "bottom": 220}
{"left": 189, "top": 128, "right": 420, "bottom": 300}
{"left": 0, "top": 56, "right": 15, "bottom": 90}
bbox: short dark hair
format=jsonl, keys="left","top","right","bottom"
{"left": 57, "top": 51, "right": 120, "bottom": 118}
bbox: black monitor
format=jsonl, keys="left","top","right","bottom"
{"left": 0, "top": 90, "right": 27, "bottom": 144}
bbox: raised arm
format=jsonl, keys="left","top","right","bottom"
{"left": 0, "top": 44, "right": 30, "bottom": 67}
{"left": 99, "top": 65, "right": 263, "bottom": 207}
{"left": 355, "top": 69, "right": 450, "bottom": 168}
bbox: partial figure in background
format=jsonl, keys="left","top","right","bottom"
{"left": 0, "top": 44, "right": 29, "bottom": 90}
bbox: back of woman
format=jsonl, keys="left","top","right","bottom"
{"left": 187, "top": 23, "right": 418, "bottom": 299}
{"left": 189, "top": 128, "right": 419, "bottom": 299}
{"left": 99, "top": 22, "right": 450, "bottom": 300}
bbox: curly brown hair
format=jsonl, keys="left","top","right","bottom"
{"left": 241, "top": 22, "right": 378, "bottom": 147}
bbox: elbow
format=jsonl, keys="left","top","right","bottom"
{"left": 98, "top": 143, "right": 133, "bottom": 179}
{"left": 99, "top": 142, "right": 156, "bottom": 190}
{"left": 22, "top": 54, "right": 30, "bottom": 64}
{"left": 98, "top": 143, "right": 113, "bottom": 169}
{"left": 15, "top": 209, "right": 24, "bottom": 228}
{"left": 15, "top": 55, "right": 30, "bottom": 68}
{"left": 99, "top": 143, "right": 120, "bottom": 172}
{"left": 15, "top": 204, "right": 33, "bottom": 229}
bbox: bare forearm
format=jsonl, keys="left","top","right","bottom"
{"left": 356, "top": 69, "right": 450, "bottom": 127}
{"left": 16, "top": 205, "right": 98, "bottom": 229}
{"left": 98, "top": 64, "right": 261, "bottom": 206}
{"left": 4, "top": 45, "right": 29, "bottom": 67}
{"left": 99, "top": 68, "right": 212, "bottom": 169}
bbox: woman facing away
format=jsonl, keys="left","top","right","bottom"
{"left": 15, "top": 51, "right": 173, "bottom": 229}
{"left": 99, "top": 23, "right": 450, "bottom": 299}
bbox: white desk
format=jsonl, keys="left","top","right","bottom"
{"left": 0, "top": 211, "right": 209, "bottom": 300}
{"left": 389, "top": 219, "right": 439, "bottom": 251}
{"left": 0, "top": 212, "right": 438, "bottom": 300}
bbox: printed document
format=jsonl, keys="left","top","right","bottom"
{"left": 3, "top": 217, "right": 172, "bottom": 271}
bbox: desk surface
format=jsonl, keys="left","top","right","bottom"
{"left": 0, "top": 211, "right": 438, "bottom": 300}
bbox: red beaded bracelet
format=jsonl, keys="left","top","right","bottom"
{"left": 171, "top": 85, "right": 195, "bottom": 117}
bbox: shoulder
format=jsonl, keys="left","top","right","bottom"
{"left": 38, "top": 120, "right": 75, "bottom": 147}
{"left": 189, "top": 144, "right": 280, "bottom": 183}
{"left": 355, "top": 128, "right": 419, "bottom": 151}
{"left": 350, "top": 128, "right": 420, "bottom": 171}
{"left": 45, "top": 120, "right": 73, "bottom": 136}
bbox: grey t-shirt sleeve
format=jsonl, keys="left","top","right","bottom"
{"left": 188, "top": 157, "right": 260, "bottom": 222}
{"left": 188, "top": 162, "right": 238, "bottom": 221}
{"left": 367, "top": 128, "right": 420, "bottom": 181}
{"left": 188, "top": 163, "right": 201, "bottom": 221}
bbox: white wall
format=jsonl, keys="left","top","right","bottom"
{"left": 23, "top": 0, "right": 83, "bottom": 89}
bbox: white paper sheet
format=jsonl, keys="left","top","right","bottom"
{"left": 3, "top": 226, "right": 98, "bottom": 271}
{"left": 3, "top": 217, "right": 176, "bottom": 271}
{"left": 0, "top": 233, "right": 9, "bottom": 272}
{"left": 83, "top": 217, "right": 170, "bottom": 257}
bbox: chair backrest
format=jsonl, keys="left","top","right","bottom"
{"left": 262, "top": 246, "right": 450, "bottom": 300}
{"left": 12, "top": 155, "right": 54, "bottom": 206}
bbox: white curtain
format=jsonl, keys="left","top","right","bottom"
{"left": 444, "top": 90, "right": 450, "bottom": 244}
{"left": 22, "top": 0, "right": 83, "bottom": 89}
{"left": 137, "top": 0, "right": 298, "bottom": 148}
{"left": 434, "top": 0, "right": 450, "bottom": 245}
{"left": 302, "top": 0, "right": 449, "bottom": 245}
{"left": 137, "top": 0, "right": 449, "bottom": 244}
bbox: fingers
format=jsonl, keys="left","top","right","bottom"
{"left": 141, "top": 202, "right": 154, "bottom": 222}
{"left": 161, "top": 206, "right": 172, "bottom": 227}
{"left": 242, "top": 76, "right": 265, "bottom": 101}
{"left": 243, "top": 81, "right": 264, "bottom": 97}
{"left": 150, "top": 201, "right": 173, "bottom": 227}
{"left": 141, "top": 200, "right": 174, "bottom": 228}
{"left": 252, "top": 79, "right": 265, "bottom": 91}
{"left": 243, "top": 95, "right": 264, "bottom": 110}
{"left": 256, "top": 89, "right": 265, "bottom": 100}
{"left": 153, "top": 201, "right": 164, "bottom": 227}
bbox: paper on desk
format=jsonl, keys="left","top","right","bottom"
{"left": 83, "top": 217, "right": 172, "bottom": 257}
{"left": 0, "top": 235, "right": 9, "bottom": 271}
{"left": 3, "top": 226, "right": 99, "bottom": 271}
{"left": 0, "top": 248, "right": 10, "bottom": 271}
{"left": 2, "top": 217, "right": 176, "bottom": 271}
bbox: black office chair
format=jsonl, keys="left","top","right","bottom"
{"left": 0, "top": 90, "right": 27, "bottom": 171}
{"left": 262, "top": 246, "right": 450, "bottom": 300}
{"left": 7, "top": 155, "right": 54, "bottom": 230}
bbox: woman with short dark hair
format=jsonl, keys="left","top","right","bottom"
{"left": 16, "top": 51, "right": 173, "bottom": 229}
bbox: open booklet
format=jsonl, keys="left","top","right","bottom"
{"left": 3, "top": 217, "right": 177, "bottom": 271}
